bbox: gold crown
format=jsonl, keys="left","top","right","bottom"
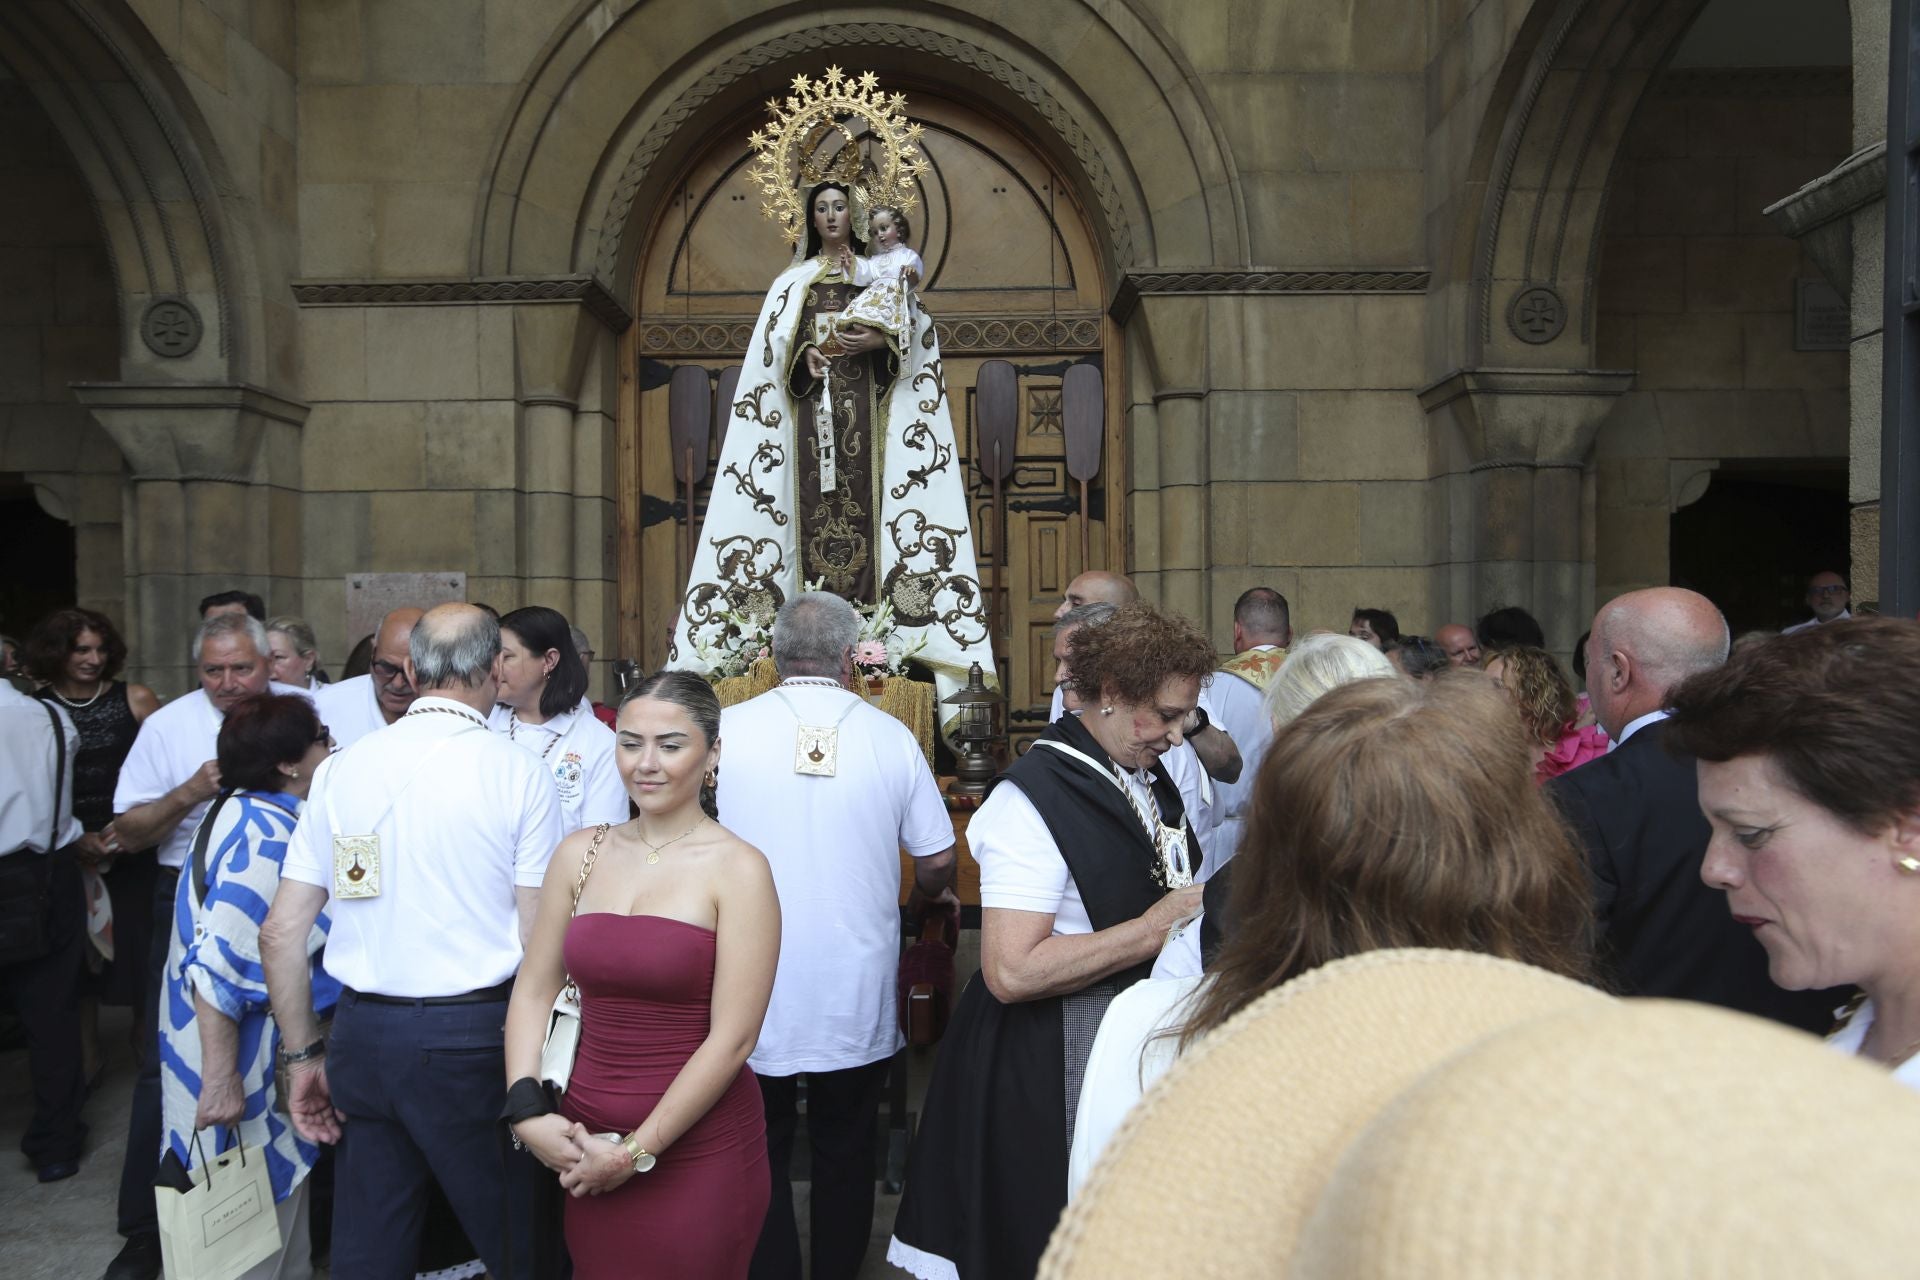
{"left": 748, "top": 67, "right": 928, "bottom": 246}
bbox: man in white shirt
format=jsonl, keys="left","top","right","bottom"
{"left": 103, "top": 612, "right": 308, "bottom": 1280}
{"left": 721, "top": 593, "right": 955, "bottom": 1280}
{"left": 1782, "top": 569, "right": 1851, "bottom": 634}
{"left": 0, "top": 681, "right": 86, "bottom": 1183}
{"left": 262, "top": 604, "right": 563, "bottom": 1280}
{"left": 1202, "top": 587, "right": 1291, "bottom": 878}
{"left": 314, "top": 606, "right": 423, "bottom": 749}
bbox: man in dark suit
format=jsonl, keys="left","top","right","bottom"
{"left": 1549, "top": 587, "right": 1839, "bottom": 1031}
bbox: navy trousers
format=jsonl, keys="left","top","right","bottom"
{"left": 114, "top": 865, "right": 177, "bottom": 1238}
{"left": 326, "top": 989, "right": 540, "bottom": 1280}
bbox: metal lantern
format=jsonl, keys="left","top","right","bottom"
{"left": 941, "top": 662, "right": 1002, "bottom": 796}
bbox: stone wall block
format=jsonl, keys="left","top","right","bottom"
{"left": 1633, "top": 156, "right": 1738, "bottom": 236}
{"left": 130, "top": 481, "right": 185, "bottom": 574}
{"left": 1254, "top": 481, "right": 1360, "bottom": 565}
{"left": 1471, "top": 466, "right": 1535, "bottom": 561}
{"left": 1157, "top": 483, "right": 1206, "bottom": 571}
{"left": 1208, "top": 481, "right": 1248, "bottom": 567}
{"left": 1132, "top": 296, "right": 1208, "bottom": 389}
{"left": 523, "top": 490, "right": 573, "bottom": 579}
{"left": 471, "top": 489, "right": 522, "bottom": 577}
{"left": 1635, "top": 313, "right": 1743, "bottom": 389}
{"left": 425, "top": 400, "right": 516, "bottom": 490}
{"left": 300, "top": 490, "right": 372, "bottom": 576}
{"left": 1530, "top": 467, "right": 1583, "bottom": 563}
{"left": 1240, "top": 172, "right": 1352, "bottom": 264}
{"left": 302, "top": 401, "right": 426, "bottom": 490}
{"left": 1357, "top": 481, "right": 1431, "bottom": 566}
{"left": 1298, "top": 391, "right": 1429, "bottom": 481}
{"left": 368, "top": 489, "right": 475, "bottom": 571}
{"left": 1850, "top": 338, "right": 1882, "bottom": 503}
{"left": 297, "top": 184, "right": 375, "bottom": 277}
{"left": 1349, "top": 170, "right": 1424, "bottom": 263}
{"left": 1127, "top": 402, "right": 1162, "bottom": 492}
{"left": 365, "top": 0, "right": 485, "bottom": 84}
{"left": 1354, "top": 296, "right": 1425, "bottom": 388}
{"left": 183, "top": 480, "right": 251, "bottom": 570}
{"left": 1153, "top": 394, "right": 1207, "bottom": 488}
{"left": 366, "top": 306, "right": 479, "bottom": 400}
{"left": 1683, "top": 237, "right": 1805, "bottom": 313}
{"left": 1206, "top": 390, "right": 1297, "bottom": 482}
{"left": 373, "top": 183, "right": 480, "bottom": 277}
{"left": 1129, "top": 488, "right": 1163, "bottom": 574}
{"left": 1243, "top": 297, "right": 1358, "bottom": 390}
{"left": 573, "top": 495, "right": 615, "bottom": 581}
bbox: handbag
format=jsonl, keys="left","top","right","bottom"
{"left": 0, "top": 700, "right": 70, "bottom": 966}
{"left": 539, "top": 822, "right": 609, "bottom": 1092}
{"left": 154, "top": 1133, "right": 282, "bottom": 1280}
{"left": 898, "top": 895, "right": 960, "bottom": 1047}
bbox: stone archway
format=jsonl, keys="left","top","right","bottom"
{"left": 0, "top": 0, "right": 302, "bottom": 684}
{"left": 1422, "top": 0, "right": 1719, "bottom": 648}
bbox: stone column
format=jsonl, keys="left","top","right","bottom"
{"left": 1419, "top": 368, "right": 1632, "bottom": 649}
{"left": 71, "top": 382, "right": 307, "bottom": 690}
{"left": 512, "top": 302, "right": 598, "bottom": 614}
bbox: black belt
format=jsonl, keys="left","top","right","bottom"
{"left": 344, "top": 979, "right": 514, "bottom": 1007}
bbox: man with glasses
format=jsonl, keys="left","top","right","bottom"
{"left": 315, "top": 608, "right": 424, "bottom": 750}
{"left": 1782, "top": 570, "right": 1851, "bottom": 634}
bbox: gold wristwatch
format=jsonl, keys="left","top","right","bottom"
{"left": 619, "top": 1132, "right": 656, "bottom": 1173}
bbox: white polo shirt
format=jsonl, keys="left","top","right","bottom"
{"left": 972, "top": 779, "right": 1092, "bottom": 936}
{"left": 488, "top": 704, "right": 629, "bottom": 834}
{"left": 1, "top": 683, "right": 82, "bottom": 855}
{"left": 1200, "top": 649, "right": 1278, "bottom": 878}
{"left": 283, "top": 696, "right": 564, "bottom": 997}
{"left": 719, "top": 680, "right": 952, "bottom": 1075}
{"left": 314, "top": 674, "right": 392, "bottom": 750}
{"left": 114, "top": 683, "right": 313, "bottom": 869}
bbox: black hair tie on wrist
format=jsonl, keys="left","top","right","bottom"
{"left": 501, "top": 1076, "right": 555, "bottom": 1125}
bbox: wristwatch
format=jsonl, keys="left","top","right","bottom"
{"left": 279, "top": 1038, "right": 326, "bottom": 1065}
{"left": 619, "top": 1133, "right": 657, "bottom": 1173}
{"left": 1184, "top": 704, "right": 1211, "bottom": 736}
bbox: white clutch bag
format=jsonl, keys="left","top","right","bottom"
{"left": 537, "top": 822, "right": 608, "bottom": 1093}
{"left": 540, "top": 981, "right": 582, "bottom": 1091}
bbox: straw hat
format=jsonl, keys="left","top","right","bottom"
{"left": 1043, "top": 949, "right": 1920, "bottom": 1278}
{"left": 1043, "top": 948, "right": 1608, "bottom": 1278}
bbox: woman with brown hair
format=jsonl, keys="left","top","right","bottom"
{"left": 1484, "top": 644, "right": 1609, "bottom": 782}
{"left": 1667, "top": 617, "right": 1920, "bottom": 1088}
{"left": 890, "top": 602, "right": 1217, "bottom": 1280}
{"left": 1068, "top": 674, "right": 1595, "bottom": 1193}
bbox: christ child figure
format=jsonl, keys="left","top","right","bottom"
{"left": 835, "top": 205, "right": 924, "bottom": 344}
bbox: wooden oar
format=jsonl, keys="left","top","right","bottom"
{"left": 975, "top": 360, "right": 1018, "bottom": 651}
{"left": 668, "top": 364, "right": 713, "bottom": 580}
{"left": 1061, "top": 362, "right": 1103, "bottom": 570}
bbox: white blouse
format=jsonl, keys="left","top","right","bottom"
{"left": 1826, "top": 998, "right": 1920, "bottom": 1091}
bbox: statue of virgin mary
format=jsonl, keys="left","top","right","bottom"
{"left": 667, "top": 70, "right": 991, "bottom": 700}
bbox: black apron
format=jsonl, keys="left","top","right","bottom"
{"left": 891, "top": 715, "right": 1193, "bottom": 1279}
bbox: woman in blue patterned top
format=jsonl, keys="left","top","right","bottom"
{"left": 161, "top": 693, "right": 338, "bottom": 1280}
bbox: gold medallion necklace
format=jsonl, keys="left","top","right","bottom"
{"left": 636, "top": 817, "right": 708, "bottom": 865}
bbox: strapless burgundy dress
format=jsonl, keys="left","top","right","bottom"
{"left": 558, "top": 913, "right": 769, "bottom": 1278}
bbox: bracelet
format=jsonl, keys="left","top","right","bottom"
{"left": 279, "top": 1038, "right": 326, "bottom": 1065}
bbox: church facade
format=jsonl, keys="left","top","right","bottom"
{"left": 0, "top": 0, "right": 1882, "bottom": 708}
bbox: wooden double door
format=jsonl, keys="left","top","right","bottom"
{"left": 618, "top": 84, "right": 1122, "bottom": 747}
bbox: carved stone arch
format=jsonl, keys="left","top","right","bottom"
{"left": 474, "top": 2, "right": 1246, "bottom": 307}
{"left": 0, "top": 0, "right": 256, "bottom": 384}
{"left": 1445, "top": 0, "right": 1712, "bottom": 372}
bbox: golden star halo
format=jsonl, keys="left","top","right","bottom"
{"left": 749, "top": 68, "right": 929, "bottom": 247}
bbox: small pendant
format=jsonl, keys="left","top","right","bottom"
{"left": 646, "top": 850, "right": 661, "bottom": 865}
{"left": 794, "top": 724, "right": 840, "bottom": 776}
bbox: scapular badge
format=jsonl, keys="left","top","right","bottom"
{"left": 794, "top": 724, "right": 840, "bottom": 777}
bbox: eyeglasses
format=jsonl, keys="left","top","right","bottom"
{"left": 315, "top": 725, "right": 332, "bottom": 744}
{"left": 371, "top": 659, "right": 406, "bottom": 682}
{"left": 1810, "top": 585, "right": 1848, "bottom": 597}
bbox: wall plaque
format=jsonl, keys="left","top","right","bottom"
{"left": 1794, "top": 279, "right": 1849, "bottom": 351}
{"left": 344, "top": 573, "right": 466, "bottom": 649}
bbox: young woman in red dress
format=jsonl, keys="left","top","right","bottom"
{"left": 504, "top": 671, "right": 780, "bottom": 1278}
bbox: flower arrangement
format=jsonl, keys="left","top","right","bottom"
{"left": 691, "top": 586, "right": 928, "bottom": 684}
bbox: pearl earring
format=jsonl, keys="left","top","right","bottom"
{"left": 1898, "top": 856, "right": 1920, "bottom": 875}
{"left": 1100, "top": 706, "right": 1114, "bottom": 716}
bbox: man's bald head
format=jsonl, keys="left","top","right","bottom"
{"left": 371, "top": 607, "right": 425, "bottom": 721}
{"left": 1055, "top": 570, "right": 1137, "bottom": 621}
{"left": 1435, "top": 623, "right": 1481, "bottom": 667}
{"left": 1585, "top": 587, "right": 1728, "bottom": 739}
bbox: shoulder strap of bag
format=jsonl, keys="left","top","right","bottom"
{"left": 41, "top": 700, "right": 66, "bottom": 854}
{"left": 190, "top": 791, "right": 236, "bottom": 908}
{"left": 570, "top": 823, "right": 610, "bottom": 917}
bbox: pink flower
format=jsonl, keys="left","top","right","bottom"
{"left": 854, "top": 639, "right": 889, "bottom": 668}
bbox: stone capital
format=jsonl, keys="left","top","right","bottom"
{"left": 70, "top": 382, "right": 309, "bottom": 482}
{"left": 513, "top": 301, "right": 599, "bottom": 408}
{"left": 1417, "top": 367, "right": 1635, "bottom": 467}
{"left": 1762, "top": 141, "right": 1886, "bottom": 296}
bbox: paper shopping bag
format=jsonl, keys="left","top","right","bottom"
{"left": 154, "top": 1135, "right": 281, "bottom": 1280}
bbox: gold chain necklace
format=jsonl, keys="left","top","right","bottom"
{"left": 636, "top": 817, "right": 707, "bottom": 865}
